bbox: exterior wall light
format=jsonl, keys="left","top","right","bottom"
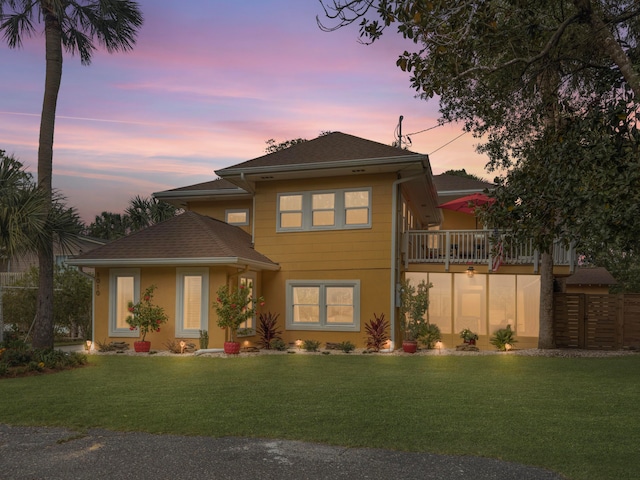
{"left": 466, "top": 266, "right": 475, "bottom": 277}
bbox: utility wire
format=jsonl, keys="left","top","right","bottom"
{"left": 429, "top": 131, "right": 468, "bottom": 155}
{"left": 405, "top": 121, "right": 448, "bottom": 136}
{"left": 395, "top": 118, "right": 466, "bottom": 154}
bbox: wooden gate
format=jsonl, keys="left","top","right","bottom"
{"left": 554, "top": 293, "right": 640, "bottom": 349}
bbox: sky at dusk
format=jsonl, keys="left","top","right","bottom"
{"left": 0, "top": 0, "right": 491, "bottom": 224}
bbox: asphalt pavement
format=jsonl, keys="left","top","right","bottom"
{"left": 0, "top": 424, "right": 565, "bottom": 480}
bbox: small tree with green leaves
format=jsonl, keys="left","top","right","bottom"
{"left": 126, "top": 285, "right": 169, "bottom": 342}
{"left": 215, "top": 283, "right": 263, "bottom": 342}
{"left": 400, "top": 279, "right": 432, "bottom": 342}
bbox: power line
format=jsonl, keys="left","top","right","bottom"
{"left": 429, "top": 131, "right": 468, "bottom": 155}
{"left": 394, "top": 117, "right": 466, "bottom": 154}
{"left": 405, "top": 122, "right": 447, "bottom": 136}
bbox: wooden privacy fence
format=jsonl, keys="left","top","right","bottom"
{"left": 554, "top": 293, "right": 640, "bottom": 350}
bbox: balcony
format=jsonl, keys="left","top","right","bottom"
{"left": 403, "top": 230, "right": 576, "bottom": 272}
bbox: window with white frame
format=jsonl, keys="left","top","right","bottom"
{"left": 277, "top": 188, "right": 371, "bottom": 232}
{"left": 279, "top": 194, "right": 303, "bottom": 229}
{"left": 286, "top": 280, "right": 360, "bottom": 331}
{"left": 176, "top": 268, "right": 209, "bottom": 338}
{"left": 237, "top": 273, "right": 257, "bottom": 335}
{"left": 225, "top": 209, "right": 249, "bottom": 225}
{"left": 344, "top": 190, "right": 370, "bottom": 226}
{"left": 109, "top": 269, "right": 140, "bottom": 337}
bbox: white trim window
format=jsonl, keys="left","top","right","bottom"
{"left": 277, "top": 188, "right": 371, "bottom": 232}
{"left": 286, "top": 280, "right": 360, "bottom": 331}
{"left": 176, "top": 268, "right": 209, "bottom": 338}
{"left": 237, "top": 273, "right": 258, "bottom": 335}
{"left": 109, "top": 269, "right": 140, "bottom": 337}
{"left": 225, "top": 209, "right": 249, "bottom": 226}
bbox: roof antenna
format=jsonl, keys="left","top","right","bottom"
{"left": 398, "top": 115, "right": 403, "bottom": 148}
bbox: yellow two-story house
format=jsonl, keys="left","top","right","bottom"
{"left": 71, "top": 132, "right": 575, "bottom": 351}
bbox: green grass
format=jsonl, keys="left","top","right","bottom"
{"left": 1, "top": 354, "right": 639, "bottom": 480}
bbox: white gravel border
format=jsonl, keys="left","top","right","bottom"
{"left": 90, "top": 346, "right": 639, "bottom": 358}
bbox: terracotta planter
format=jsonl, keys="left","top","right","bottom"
{"left": 134, "top": 341, "right": 151, "bottom": 353}
{"left": 402, "top": 340, "right": 418, "bottom": 353}
{"left": 224, "top": 341, "right": 241, "bottom": 355}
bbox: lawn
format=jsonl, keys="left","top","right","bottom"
{"left": 1, "top": 353, "right": 638, "bottom": 480}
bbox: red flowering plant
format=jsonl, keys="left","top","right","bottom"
{"left": 215, "top": 282, "right": 264, "bottom": 342}
{"left": 125, "top": 285, "right": 169, "bottom": 341}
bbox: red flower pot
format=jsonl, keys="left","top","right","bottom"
{"left": 402, "top": 340, "right": 418, "bottom": 353}
{"left": 224, "top": 341, "right": 241, "bottom": 355}
{"left": 134, "top": 341, "right": 151, "bottom": 353}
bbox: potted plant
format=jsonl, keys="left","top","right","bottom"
{"left": 459, "top": 328, "right": 479, "bottom": 345}
{"left": 215, "top": 282, "right": 264, "bottom": 354}
{"left": 399, "top": 279, "right": 432, "bottom": 353}
{"left": 126, "top": 285, "right": 169, "bottom": 352}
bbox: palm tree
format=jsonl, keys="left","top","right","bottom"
{"left": 85, "top": 211, "right": 131, "bottom": 240}
{"left": 0, "top": 1, "right": 143, "bottom": 348}
{"left": 126, "top": 195, "right": 180, "bottom": 232}
{"left": 0, "top": 150, "right": 47, "bottom": 260}
{"left": 0, "top": 150, "right": 81, "bottom": 343}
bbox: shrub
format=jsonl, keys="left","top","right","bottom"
{"left": 199, "top": 330, "right": 209, "bottom": 350}
{"left": 420, "top": 323, "right": 442, "bottom": 349}
{"left": 269, "top": 338, "right": 288, "bottom": 351}
{"left": 257, "top": 312, "right": 282, "bottom": 349}
{"left": 302, "top": 339, "right": 321, "bottom": 352}
{"left": 164, "top": 339, "right": 182, "bottom": 354}
{"left": 96, "top": 339, "right": 116, "bottom": 352}
{"left": 338, "top": 341, "right": 356, "bottom": 353}
{"left": 490, "top": 324, "right": 518, "bottom": 351}
{"left": 2, "top": 347, "right": 33, "bottom": 367}
{"left": 2, "top": 266, "right": 92, "bottom": 339}
{"left": 0, "top": 330, "right": 28, "bottom": 350}
{"left": 0, "top": 346, "right": 87, "bottom": 378}
{"left": 364, "top": 313, "right": 389, "bottom": 351}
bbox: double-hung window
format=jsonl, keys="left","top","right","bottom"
{"left": 109, "top": 269, "right": 140, "bottom": 337}
{"left": 277, "top": 188, "right": 371, "bottom": 231}
{"left": 176, "top": 268, "right": 209, "bottom": 338}
{"left": 286, "top": 280, "right": 360, "bottom": 331}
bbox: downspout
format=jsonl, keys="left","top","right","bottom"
{"left": 389, "top": 170, "right": 428, "bottom": 351}
{"left": 240, "top": 173, "right": 256, "bottom": 243}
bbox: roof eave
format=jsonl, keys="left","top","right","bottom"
{"left": 154, "top": 189, "right": 251, "bottom": 202}
{"left": 67, "top": 257, "right": 280, "bottom": 271}
{"left": 215, "top": 154, "right": 429, "bottom": 178}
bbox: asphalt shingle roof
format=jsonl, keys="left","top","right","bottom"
{"left": 218, "top": 131, "right": 423, "bottom": 171}
{"left": 433, "top": 174, "right": 494, "bottom": 193}
{"left": 71, "top": 211, "right": 277, "bottom": 267}
{"left": 160, "top": 178, "right": 240, "bottom": 194}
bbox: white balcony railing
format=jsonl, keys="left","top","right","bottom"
{"left": 403, "top": 230, "right": 575, "bottom": 271}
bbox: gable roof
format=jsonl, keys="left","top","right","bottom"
{"left": 67, "top": 211, "right": 279, "bottom": 270}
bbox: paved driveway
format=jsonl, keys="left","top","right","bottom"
{"left": 0, "top": 424, "right": 565, "bottom": 479}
